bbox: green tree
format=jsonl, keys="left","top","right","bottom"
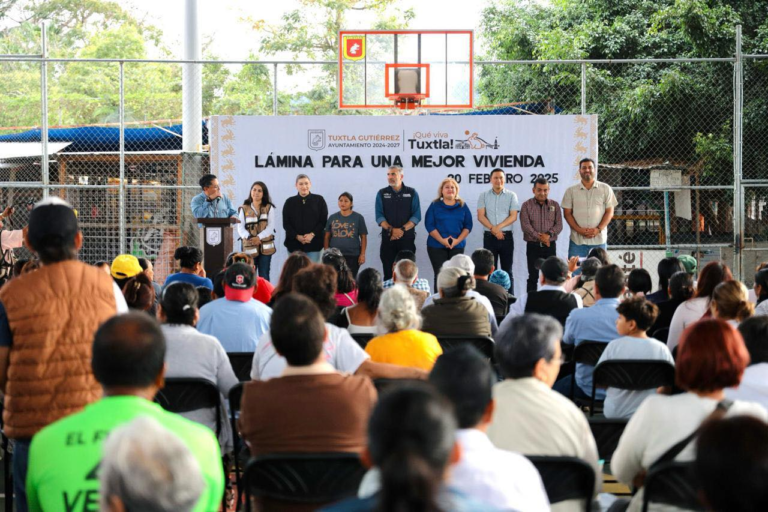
{"left": 249, "top": 0, "right": 414, "bottom": 114}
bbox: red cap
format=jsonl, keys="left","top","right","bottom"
{"left": 224, "top": 283, "right": 255, "bottom": 302}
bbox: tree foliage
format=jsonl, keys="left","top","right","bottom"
{"left": 480, "top": 0, "right": 768, "bottom": 183}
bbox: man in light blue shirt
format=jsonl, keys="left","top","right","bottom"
{"left": 477, "top": 169, "right": 520, "bottom": 291}
{"left": 191, "top": 174, "right": 238, "bottom": 220}
{"left": 197, "top": 263, "right": 271, "bottom": 352}
{"left": 553, "top": 264, "right": 625, "bottom": 400}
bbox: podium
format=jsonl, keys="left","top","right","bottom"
{"left": 198, "top": 217, "right": 237, "bottom": 278}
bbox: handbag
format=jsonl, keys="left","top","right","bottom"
{"left": 631, "top": 399, "right": 732, "bottom": 489}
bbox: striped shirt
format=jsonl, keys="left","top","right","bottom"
{"left": 519, "top": 198, "right": 563, "bottom": 243}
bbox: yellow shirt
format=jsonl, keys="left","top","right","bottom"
{"left": 364, "top": 329, "right": 443, "bottom": 371}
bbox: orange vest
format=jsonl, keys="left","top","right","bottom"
{"left": 0, "top": 260, "right": 117, "bottom": 439}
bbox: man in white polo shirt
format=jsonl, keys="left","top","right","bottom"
{"left": 562, "top": 158, "right": 617, "bottom": 258}
{"left": 477, "top": 168, "right": 519, "bottom": 291}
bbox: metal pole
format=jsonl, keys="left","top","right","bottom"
{"left": 273, "top": 63, "right": 278, "bottom": 116}
{"left": 663, "top": 191, "right": 672, "bottom": 254}
{"left": 119, "top": 62, "right": 126, "bottom": 254}
{"left": 40, "top": 22, "right": 49, "bottom": 199}
{"left": 734, "top": 25, "right": 743, "bottom": 280}
{"left": 581, "top": 62, "right": 586, "bottom": 115}
{"left": 183, "top": 0, "right": 202, "bottom": 152}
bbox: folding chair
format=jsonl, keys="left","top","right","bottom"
{"left": 650, "top": 327, "right": 669, "bottom": 344}
{"left": 590, "top": 360, "right": 676, "bottom": 416}
{"left": 243, "top": 453, "right": 366, "bottom": 512}
{"left": 436, "top": 335, "right": 495, "bottom": 362}
{"left": 228, "top": 383, "right": 245, "bottom": 507}
{"left": 588, "top": 417, "right": 628, "bottom": 463}
{"left": 227, "top": 352, "right": 254, "bottom": 382}
{"left": 525, "top": 455, "right": 595, "bottom": 512}
{"left": 569, "top": 341, "right": 608, "bottom": 402}
{"left": 642, "top": 461, "right": 704, "bottom": 511}
{"left": 351, "top": 333, "right": 374, "bottom": 349}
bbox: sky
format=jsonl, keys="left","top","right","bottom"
{"left": 126, "top": 0, "right": 488, "bottom": 60}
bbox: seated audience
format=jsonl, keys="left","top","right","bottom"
{"left": 501, "top": 256, "right": 583, "bottom": 329}
{"left": 677, "top": 254, "right": 698, "bottom": 275}
{"left": 196, "top": 286, "right": 213, "bottom": 308}
{"left": 164, "top": 246, "right": 213, "bottom": 289}
{"left": 251, "top": 265, "right": 426, "bottom": 381}
{"left": 668, "top": 261, "right": 733, "bottom": 352}
{"left": 99, "top": 416, "right": 205, "bottom": 512}
{"left": 333, "top": 268, "right": 382, "bottom": 335}
{"left": 753, "top": 268, "right": 768, "bottom": 316}
{"left": 625, "top": 268, "right": 652, "bottom": 298}
{"left": 611, "top": 319, "right": 768, "bottom": 512}
{"left": 197, "top": 263, "right": 272, "bottom": 352}
{"left": 322, "top": 248, "right": 359, "bottom": 307}
{"left": 111, "top": 253, "right": 144, "bottom": 290}
{"left": 267, "top": 251, "right": 312, "bottom": 306}
{"left": 573, "top": 257, "right": 601, "bottom": 307}
{"left": 649, "top": 271, "right": 694, "bottom": 341}
{"left": 553, "top": 264, "right": 624, "bottom": 400}
{"left": 226, "top": 252, "right": 275, "bottom": 304}
{"left": 422, "top": 254, "right": 498, "bottom": 335}
{"left": 563, "top": 246, "right": 611, "bottom": 293}
{"left": 325, "top": 385, "right": 494, "bottom": 512}
{"left": 239, "top": 294, "right": 376, "bottom": 456}
{"left": 25, "top": 313, "right": 224, "bottom": 512}
{"left": 430, "top": 346, "right": 549, "bottom": 510}
{"left": 471, "top": 248, "right": 508, "bottom": 317}
{"left": 159, "top": 282, "right": 238, "bottom": 452}
{"left": 646, "top": 257, "right": 684, "bottom": 304}
{"left": 358, "top": 345, "right": 549, "bottom": 510}
{"left": 725, "top": 316, "right": 768, "bottom": 409}
{"left": 596, "top": 297, "right": 674, "bottom": 419}
{"left": 381, "top": 250, "right": 430, "bottom": 293}
{"left": 695, "top": 416, "right": 768, "bottom": 512}
{"left": 710, "top": 280, "right": 753, "bottom": 325}
{"left": 392, "top": 258, "right": 430, "bottom": 309}
{"left": 487, "top": 314, "right": 600, "bottom": 510}
{"left": 422, "top": 267, "right": 492, "bottom": 337}
{"left": 365, "top": 286, "right": 443, "bottom": 371}
{"left": 121, "top": 272, "right": 156, "bottom": 314}
{"left": 365, "top": 285, "right": 442, "bottom": 370}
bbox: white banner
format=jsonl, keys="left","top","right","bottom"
{"left": 209, "top": 114, "right": 598, "bottom": 297}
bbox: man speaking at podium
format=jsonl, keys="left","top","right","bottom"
{"left": 191, "top": 174, "right": 239, "bottom": 221}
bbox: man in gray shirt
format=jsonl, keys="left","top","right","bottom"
{"left": 477, "top": 168, "right": 519, "bottom": 292}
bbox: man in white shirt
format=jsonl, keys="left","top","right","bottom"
{"left": 726, "top": 316, "right": 768, "bottom": 410}
{"left": 430, "top": 344, "right": 549, "bottom": 511}
{"left": 421, "top": 253, "right": 499, "bottom": 335}
{"left": 487, "top": 313, "right": 600, "bottom": 511}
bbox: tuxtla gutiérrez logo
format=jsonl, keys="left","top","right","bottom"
{"left": 308, "top": 129, "right": 326, "bottom": 151}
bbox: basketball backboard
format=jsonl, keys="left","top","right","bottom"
{"left": 338, "top": 30, "right": 473, "bottom": 110}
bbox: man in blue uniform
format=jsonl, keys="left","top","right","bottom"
{"left": 375, "top": 166, "right": 421, "bottom": 281}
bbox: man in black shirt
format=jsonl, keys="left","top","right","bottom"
{"left": 374, "top": 166, "right": 422, "bottom": 281}
{"left": 471, "top": 248, "right": 508, "bottom": 317}
{"left": 282, "top": 174, "right": 328, "bottom": 262}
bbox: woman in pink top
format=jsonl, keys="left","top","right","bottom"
{"left": 322, "top": 248, "right": 359, "bottom": 307}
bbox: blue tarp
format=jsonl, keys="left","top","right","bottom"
{"left": 432, "top": 102, "right": 563, "bottom": 115}
{"left": 0, "top": 123, "right": 207, "bottom": 153}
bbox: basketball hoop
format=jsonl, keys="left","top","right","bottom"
{"left": 390, "top": 93, "right": 427, "bottom": 110}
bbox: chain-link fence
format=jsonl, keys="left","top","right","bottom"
{"left": 1, "top": 31, "right": 764, "bottom": 284}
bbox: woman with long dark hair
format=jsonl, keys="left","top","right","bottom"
{"left": 268, "top": 252, "right": 312, "bottom": 307}
{"left": 753, "top": 268, "right": 768, "bottom": 316}
{"left": 667, "top": 261, "right": 733, "bottom": 352}
{"left": 326, "top": 385, "right": 492, "bottom": 511}
{"left": 333, "top": 268, "right": 382, "bottom": 335}
{"left": 237, "top": 181, "right": 277, "bottom": 281}
{"left": 322, "top": 248, "right": 358, "bottom": 307}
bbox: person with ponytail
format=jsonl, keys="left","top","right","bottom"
{"left": 164, "top": 246, "right": 213, "bottom": 290}
{"left": 711, "top": 281, "right": 754, "bottom": 326}
{"left": 121, "top": 272, "right": 156, "bottom": 315}
{"left": 364, "top": 285, "right": 442, "bottom": 371}
{"left": 324, "top": 384, "right": 496, "bottom": 512}
{"left": 158, "top": 282, "right": 238, "bottom": 454}
{"left": 421, "top": 266, "right": 492, "bottom": 337}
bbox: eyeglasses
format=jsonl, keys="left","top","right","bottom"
{"left": 207, "top": 185, "right": 220, "bottom": 190}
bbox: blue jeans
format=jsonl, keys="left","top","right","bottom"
{"left": 12, "top": 438, "right": 30, "bottom": 512}
{"left": 568, "top": 240, "right": 607, "bottom": 259}
{"left": 305, "top": 251, "right": 322, "bottom": 263}
{"left": 254, "top": 254, "right": 272, "bottom": 281}
{"left": 553, "top": 375, "right": 591, "bottom": 400}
